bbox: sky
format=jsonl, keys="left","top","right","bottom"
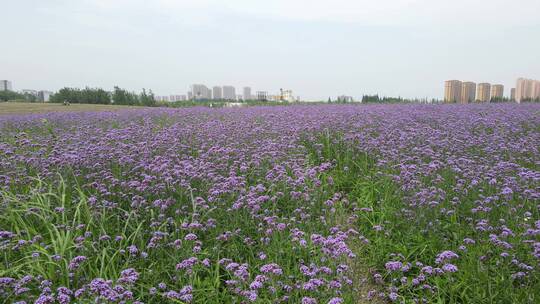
{"left": 2, "top": 0, "right": 540, "bottom": 100}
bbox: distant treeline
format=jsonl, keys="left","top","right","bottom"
{"left": 360, "top": 95, "right": 429, "bottom": 103}
{"left": 0, "top": 90, "right": 25, "bottom": 102}
{"left": 50, "top": 87, "right": 156, "bottom": 106}
{"left": 0, "top": 90, "right": 41, "bottom": 102}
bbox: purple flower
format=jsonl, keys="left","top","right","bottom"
{"left": 302, "top": 297, "right": 318, "bottom": 304}
{"left": 327, "top": 297, "right": 343, "bottom": 304}
{"left": 184, "top": 233, "right": 198, "bottom": 241}
{"left": 118, "top": 268, "right": 139, "bottom": 284}
{"left": 68, "top": 256, "right": 87, "bottom": 271}
{"left": 442, "top": 264, "right": 458, "bottom": 273}
{"left": 385, "top": 261, "right": 403, "bottom": 272}
{"left": 435, "top": 251, "right": 459, "bottom": 264}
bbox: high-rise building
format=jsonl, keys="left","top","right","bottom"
{"left": 38, "top": 90, "right": 53, "bottom": 102}
{"left": 222, "top": 86, "right": 236, "bottom": 100}
{"left": 190, "top": 84, "right": 211, "bottom": 100}
{"left": 510, "top": 88, "right": 516, "bottom": 101}
{"left": 256, "top": 91, "right": 268, "bottom": 101}
{"left": 243, "top": 87, "right": 252, "bottom": 100}
{"left": 444, "top": 80, "right": 462, "bottom": 103}
{"left": 476, "top": 83, "right": 491, "bottom": 102}
{"left": 534, "top": 81, "right": 540, "bottom": 100}
{"left": 490, "top": 84, "right": 504, "bottom": 100}
{"left": 515, "top": 78, "right": 540, "bottom": 103}
{"left": 460, "top": 82, "right": 476, "bottom": 103}
{"left": 1, "top": 80, "right": 12, "bottom": 91}
{"left": 212, "top": 86, "right": 222, "bottom": 100}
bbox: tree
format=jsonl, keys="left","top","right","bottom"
{"left": 50, "top": 87, "right": 111, "bottom": 104}
{"left": 0, "top": 90, "right": 26, "bottom": 101}
{"left": 140, "top": 88, "right": 156, "bottom": 107}
{"left": 112, "top": 86, "right": 139, "bottom": 105}
{"left": 50, "top": 88, "right": 80, "bottom": 103}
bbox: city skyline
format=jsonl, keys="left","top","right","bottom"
{"left": 2, "top": 1, "right": 539, "bottom": 100}
{"left": 3, "top": 77, "right": 525, "bottom": 102}
{"left": 443, "top": 78, "right": 527, "bottom": 103}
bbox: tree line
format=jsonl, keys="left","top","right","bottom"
{"left": 362, "top": 95, "right": 407, "bottom": 103}
{"left": 0, "top": 90, "right": 25, "bottom": 102}
{"left": 49, "top": 87, "right": 156, "bottom": 106}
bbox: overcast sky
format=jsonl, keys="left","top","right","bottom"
{"left": 2, "top": 0, "right": 540, "bottom": 100}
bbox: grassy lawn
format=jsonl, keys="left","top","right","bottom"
{"left": 0, "top": 102, "right": 138, "bottom": 115}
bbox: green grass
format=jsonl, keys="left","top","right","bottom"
{"left": 0, "top": 102, "right": 139, "bottom": 115}
{"left": 304, "top": 132, "right": 539, "bottom": 303}
{"left": 1, "top": 116, "right": 538, "bottom": 303}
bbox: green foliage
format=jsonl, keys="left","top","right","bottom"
{"left": 49, "top": 87, "right": 160, "bottom": 106}
{"left": 112, "top": 86, "right": 139, "bottom": 105}
{"left": 139, "top": 88, "right": 156, "bottom": 107}
{"left": 361, "top": 94, "right": 408, "bottom": 103}
{"left": 304, "top": 134, "right": 540, "bottom": 303}
{"left": 0, "top": 90, "right": 26, "bottom": 101}
{"left": 50, "top": 87, "right": 112, "bottom": 104}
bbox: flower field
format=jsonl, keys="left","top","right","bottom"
{"left": 0, "top": 104, "right": 539, "bottom": 303}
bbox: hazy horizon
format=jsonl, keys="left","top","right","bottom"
{"left": 2, "top": 0, "right": 540, "bottom": 100}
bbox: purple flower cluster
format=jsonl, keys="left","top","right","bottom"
{"left": 0, "top": 103, "right": 538, "bottom": 303}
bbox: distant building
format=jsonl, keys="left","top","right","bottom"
{"left": 460, "top": 82, "right": 476, "bottom": 103}
{"left": 222, "top": 86, "right": 236, "bottom": 100}
{"left": 190, "top": 84, "right": 211, "bottom": 100}
{"left": 444, "top": 80, "right": 462, "bottom": 103}
{"left": 38, "top": 90, "right": 53, "bottom": 102}
{"left": 337, "top": 95, "right": 354, "bottom": 102}
{"left": 476, "top": 83, "right": 491, "bottom": 102}
{"left": 212, "top": 86, "right": 222, "bottom": 100}
{"left": 0, "top": 80, "right": 12, "bottom": 91}
{"left": 516, "top": 77, "right": 540, "bottom": 103}
{"left": 490, "top": 84, "right": 504, "bottom": 100}
{"left": 243, "top": 87, "right": 252, "bottom": 100}
{"left": 280, "top": 89, "right": 296, "bottom": 102}
{"left": 510, "top": 88, "right": 516, "bottom": 101}
{"left": 170, "top": 95, "right": 186, "bottom": 102}
{"left": 187, "top": 92, "right": 193, "bottom": 100}
{"left": 21, "top": 89, "right": 38, "bottom": 96}
{"left": 236, "top": 94, "right": 243, "bottom": 101}
{"left": 269, "top": 95, "right": 281, "bottom": 102}
{"left": 256, "top": 91, "right": 268, "bottom": 101}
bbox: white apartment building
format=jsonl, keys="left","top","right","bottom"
{"left": 190, "top": 84, "right": 212, "bottom": 100}
{"left": 1, "top": 80, "right": 12, "bottom": 91}
{"left": 212, "top": 86, "right": 222, "bottom": 100}
{"left": 243, "top": 87, "right": 252, "bottom": 100}
{"left": 222, "top": 86, "right": 236, "bottom": 100}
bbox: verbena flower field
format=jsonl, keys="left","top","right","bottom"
{"left": 0, "top": 104, "right": 539, "bottom": 303}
